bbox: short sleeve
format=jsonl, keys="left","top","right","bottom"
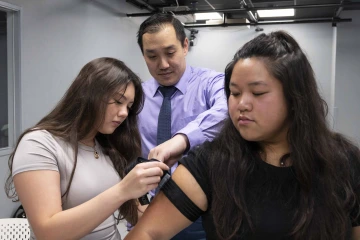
{"left": 179, "top": 142, "right": 212, "bottom": 203}
{"left": 12, "top": 130, "right": 59, "bottom": 177}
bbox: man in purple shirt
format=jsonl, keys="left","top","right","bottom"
{"left": 136, "top": 13, "right": 227, "bottom": 240}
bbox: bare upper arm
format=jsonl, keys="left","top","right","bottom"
{"left": 171, "top": 164, "right": 208, "bottom": 211}
{"left": 125, "top": 165, "right": 208, "bottom": 240}
{"left": 137, "top": 201, "right": 148, "bottom": 219}
{"left": 353, "top": 226, "right": 360, "bottom": 240}
{"left": 13, "top": 170, "right": 62, "bottom": 231}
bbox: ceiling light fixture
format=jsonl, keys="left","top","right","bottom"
{"left": 257, "top": 9, "right": 295, "bottom": 18}
{"left": 194, "top": 12, "right": 223, "bottom": 21}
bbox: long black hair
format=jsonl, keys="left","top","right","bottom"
{"left": 207, "top": 31, "right": 360, "bottom": 240}
{"left": 5, "top": 57, "right": 144, "bottom": 225}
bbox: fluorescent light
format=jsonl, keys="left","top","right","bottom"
{"left": 195, "top": 12, "right": 223, "bottom": 21}
{"left": 257, "top": 9, "right": 295, "bottom": 18}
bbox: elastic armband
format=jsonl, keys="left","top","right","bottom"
{"left": 161, "top": 178, "right": 205, "bottom": 222}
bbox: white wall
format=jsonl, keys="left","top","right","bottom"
{"left": 7, "top": 0, "right": 151, "bottom": 130}
{"left": 186, "top": 23, "right": 333, "bottom": 112}
{"left": 335, "top": 11, "right": 360, "bottom": 145}
{"left": 0, "top": 0, "right": 150, "bottom": 218}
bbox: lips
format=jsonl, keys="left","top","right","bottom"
{"left": 238, "top": 115, "right": 253, "bottom": 121}
{"left": 238, "top": 115, "right": 254, "bottom": 125}
{"left": 158, "top": 72, "right": 172, "bottom": 76}
{"left": 112, "top": 121, "right": 121, "bottom": 126}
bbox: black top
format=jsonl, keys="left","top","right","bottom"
{"left": 169, "top": 144, "right": 360, "bottom": 240}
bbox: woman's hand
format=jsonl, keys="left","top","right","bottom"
{"left": 119, "top": 161, "right": 169, "bottom": 200}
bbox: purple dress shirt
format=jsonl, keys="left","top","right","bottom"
{"left": 126, "top": 65, "right": 228, "bottom": 231}
{"left": 139, "top": 65, "right": 228, "bottom": 174}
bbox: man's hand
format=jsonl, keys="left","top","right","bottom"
{"left": 148, "top": 134, "right": 189, "bottom": 167}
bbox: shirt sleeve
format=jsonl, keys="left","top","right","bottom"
{"left": 176, "top": 71, "right": 227, "bottom": 149}
{"left": 12, "top": 130, "right": 59, "bottom": 177}
{"left": 178, "top": 143, "right": 212, "bottom": 203}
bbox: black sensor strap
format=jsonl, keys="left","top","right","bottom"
{"left": 161, "top": 178, "right": 205, "bottom": 222}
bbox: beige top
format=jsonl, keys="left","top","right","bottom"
{"left": 12, "top": 130, "right": 122, "bottom": 240}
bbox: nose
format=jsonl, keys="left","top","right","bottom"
{"left": 237, "top": 94, "right": 252, "bottom": 113}
{"left": 117, "top": 105, "right": 128, "bottom": 118}
{"left": 158, "top": 57, "right": 169, "bottom": 70}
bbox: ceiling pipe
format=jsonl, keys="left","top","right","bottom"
{"left": 335, "top": 0, "right": 345, "bottom": 17}
{"left": 126, "top": 2, "right": 360, "bottom": 17}
{"left": 126, "top": 0, "right": 156, "bottom": 12}
{"left": 204, "top": 0, "right": 216, "bottom": 10}
{"left": 241, "top": 0, "right": 258, "bottom": 23}
{"left": 247, "top": 0, "right": 254, "bottom": 8}
{"left": 182, "top": 17, "right": 352, "bottom": 28}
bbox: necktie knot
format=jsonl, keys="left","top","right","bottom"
{"left": 159, "top": 86, "right": 177, "bottom": 98}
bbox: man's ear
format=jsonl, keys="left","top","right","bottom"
{"left": 183, "top": 38, "right": 189, "bottom": 56}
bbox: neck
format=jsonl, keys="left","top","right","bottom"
{"left": 80, "top": 138, "right": 95, "bottom": 147}
{"left": 259, "top": 141, "right": 290, "bottom": 167}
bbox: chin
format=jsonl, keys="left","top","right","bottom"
{"left": 160, "top": 77, "right": 179, "bottom": 86}
{"left": 160, "top": 80, "right": 175, "bottom": 87}
{"left": 98, "top": 129, "right": 116, "bottom": 135}
{"left": 241, "top": 136, "right": 257, "bottom": 142}
{"left": 239, "top": 131, "right": 262, "bottom": 142}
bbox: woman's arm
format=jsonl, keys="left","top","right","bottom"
{"left": 352, "top": 226, "right": 360, "bottom": 240}
{"left": 14, "top": 161, "right": 168, "bottom": 240}
{"left": 125, "top": 164, "right": 208, "bottom": 240}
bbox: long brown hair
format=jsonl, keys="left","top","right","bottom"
{"left": 207, "top": 31, "right": 360, "bottom": 239}
{"left": 5, "top": 57, "right": 144, "bottom": 224}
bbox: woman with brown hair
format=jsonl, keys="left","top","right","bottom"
{"left": 124, "top": 31, "right": 360, "bottom": 240}
{"left": 5, "top": 57, "right": 168, "bottom": 240}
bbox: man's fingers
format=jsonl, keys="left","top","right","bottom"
{"left": 148, "top": 143, "right": 172, "bottom": 162}
{"left": 148, "top": 151, "right": 167, "bottom": 162}
{"left": 165, "top": 154, "right": 182, "bottom": 166}
{"left": 137, "top": 161, "right": 169, "bottom": 170}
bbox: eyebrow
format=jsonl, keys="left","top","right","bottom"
{"left": 113, "top": 92, "right": 126, "bottom": 100}
{"left": 114, "top": 93, "right": 135, "bottom": 103}
{"left": 248, "top": 81, "right": 268, "bottom": 87}
{"left": 229, "top": 82, "right": 238, "bottom": 87}
{"left": 230, "top": 81, "right": 268, "bottom": 87}
{"left": 145, "top": 45, "right": 176, "bottom": 53}
{"left": 229, "top": 81, "right": 269, "bottom": 89}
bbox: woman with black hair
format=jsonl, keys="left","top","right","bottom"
{"left": 5, "top": 57, "right": 169, "bottom": 240}
{"left": 124, "top": 31, "right": 360, "bottom": 240}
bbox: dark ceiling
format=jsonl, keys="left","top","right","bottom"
{"left": 126, "top": 0, "right": 360, "bottom": 27}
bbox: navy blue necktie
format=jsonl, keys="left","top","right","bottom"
{"left": 157, "top": 86, "right": 177, "bottom": 145}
